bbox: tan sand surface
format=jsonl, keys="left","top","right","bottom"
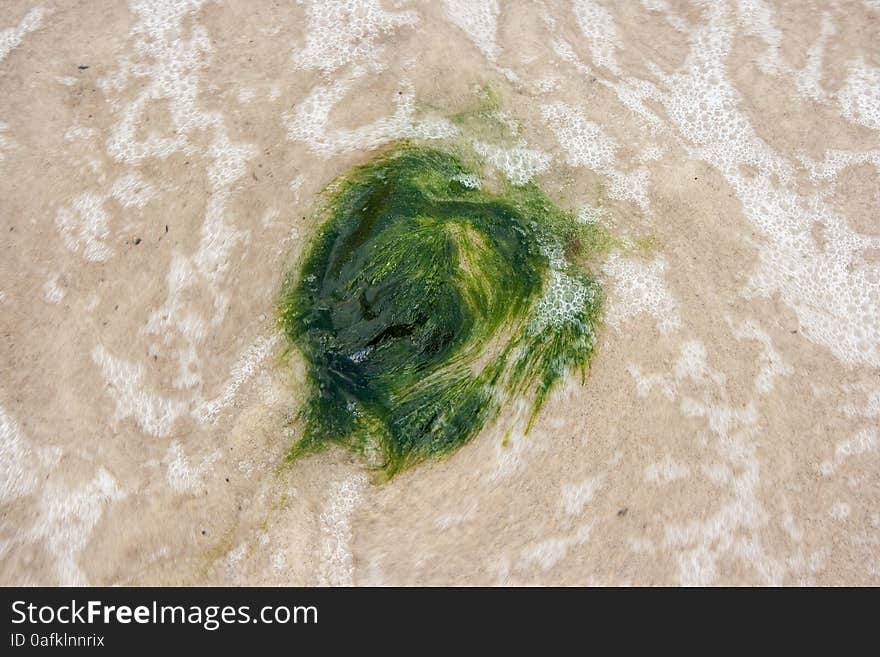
{"left": 1, "top": 0, "right": 878, "bottom": 585}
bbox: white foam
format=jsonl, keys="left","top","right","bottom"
{"left": 639, "top": 0, "right": 687, "bottom": 32}
{"left": 434, "top": 504, "right": 479, "bottom": 530}
{"left": 839, "top": 59, "right": 880, "bottom": 131}
{"left": 829, "top": 502, "right": 850, "bottom": 521}
{"left": 518, "top": 523, "right": 592, "bottom": 572}
{"left": 286, "top": 74, "right": 456, "bottom": 157}
{"left": 644, "top": 456, "right": 691, "bottom": 484}
{"left": 0, "top": 406, "right": 39, "bottom": 502}
{"left": 90, "top": 0, "right": 257, "bottom": 410}
{"left": 92, "top": 345, "right": 186, "bottom": 437}
{"left": 736, "top": 5, "right": 836, "bottom": 104}
{"left": 97, "top": 0, "right": 259, "bottom": 416}
{"left": 293, "top": 0, "right": 418, "bottom": 73}
{"left": 627, "top": 363, "right": 676, "bottom": 399}
{"left": 577, "top": 206, "right": 607, "bottom": 223}
{"left": 269, "top": 549, "right": 287, "bottom": 574}
{"left": 573, "top": 0, "right": 622, "bottom": 75}
{"left": 443, "top": 0, "right": 500, "bottom": 61}
{"left": 560, "top": 475, "right": 604, "bottom": 516}
{"left": 42, "top": 275, "right": 66, "bottom": 304}
{"left": 801, "top": 148, "right": 880, "bottom": 183}
{"left": 735, "top": 0, "right": 782, "bottom": 75}
{"left": 841, "top": 384, "right": 880, "bottom": 420}
{"left": 602, "top": 252, "right": 681, "bottom": 335}
{"left": 529, "top": 267, "right": 598, "bottom": 333}
{"left": 194, "top": 332, "right": 281, "bottom": 424}
{"left": 796, "top": 13, "right": 835, "bottom": 102}
{"left": 260, "top": 208, "right": 281, "bottom": 229}
{"left": 530, "top": 76, "right": 561, "bottom": 94}
{"left": 164, "top": 441, "right": 220, "bottom": 493}
{"left": 639, "top": 144, "right": 666, "bottom": 161}
{"left": 472, "top": 139, "right": 550, "bottom": 186}
{"left": 0, "top": 6, "right": 49, "bottom": 63}
{"left": 680, "top": 340, "right": 725, "bottom": 386}
{"left": 819, "top": 428, "right": 878, "bottom": 477}
{"left": 55, "top": 192, "right": 114, "bottom": 262}
{"left": 836, "top": 428, "right": 877, "bottom": 462}
{"left": 632, "top": 339, "right": 781, "bottom": 585}
{"left": 451, "top": 172, "right": 481, "bottom": 189}
{"left": 730, "top": 319, "right": 791, "bottom": 394}
{"left": 64, "top": 125, "right": 98, "bottom": 142}
{"left": 289, "top": 174, "right": 305, "bottom": 197}
{"left": 542, "top": 102, "right": 652, "bottom": 213}
{"left": 542, "top": 102, "right": 617, "bottom": 169}
{"left": 0, "top": 121, "right": 17, "bottom": 161}
{"left": 318, "top": 473, "right": 366, "bottom": 586}
{"left": 111, "top": 172, "right": 157, "bottom": 209}
{"left": 628, "top": 3, "right": 880, "bottom": 367}
{"left": 224, "top": 543, "right": 248, "bottom": 575}
{"left": 27, "top": 468, "right": 125, "bottom": 585}
{"left": 103, "top": 1, "right": 227, "bottom": 166}
{"left": 55, "top": 169, "right": 159, "bottom": 262}
{"left": 488, "top": 403, "right": 549, "bottom": 482}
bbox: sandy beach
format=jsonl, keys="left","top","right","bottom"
{"left": 1, "top": 0, "right": 878, "bottom": 586}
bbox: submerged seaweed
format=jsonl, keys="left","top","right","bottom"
{"left": 280, "top": 145, "right": 604, "bottom": 477}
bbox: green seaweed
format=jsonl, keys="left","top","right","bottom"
{"left": 280, "top": 145, "right": 604, "bottom": 478}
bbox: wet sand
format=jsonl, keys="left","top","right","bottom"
{"left": 1, "top": 0, "right": 878, "bottom": 585}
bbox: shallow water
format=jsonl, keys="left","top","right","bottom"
{"left": 1, "top": 0, "right": 878, "bottom": 585}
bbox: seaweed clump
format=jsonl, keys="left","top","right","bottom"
{"left": 280, "top": 146, "right": 603, "bottom": 477}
